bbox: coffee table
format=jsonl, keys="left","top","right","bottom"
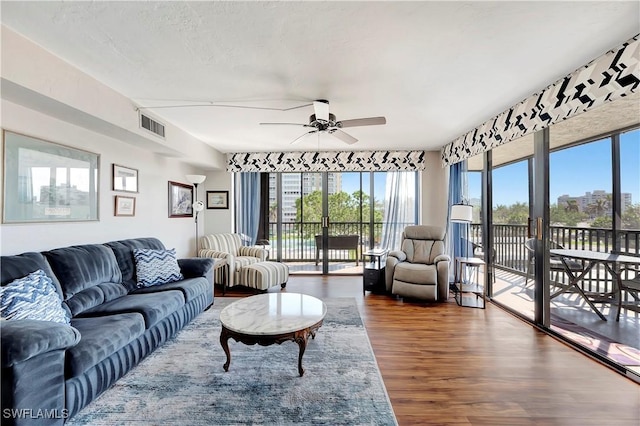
{"left": 219, "top": 293, "right": 327, "bottom": 376}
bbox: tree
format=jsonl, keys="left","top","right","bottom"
{"left": 550, "top": 203, "right": 586, "bottom": 226}
{"left": 564, "top": 199, "right": 579, "bottom": 213}
{"left": 586, "top": 198, "right": 608, "bottom": 219}
{"left": 590, "top": 216, "right": 611, "bottom": 229}
{"left": 622, "top": 204, "right": 640, "bottom": 230}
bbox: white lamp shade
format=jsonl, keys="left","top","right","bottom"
{"left": 193, "top": 200, "right": 205, "bottom": 212}
{"left": 185, "top": 174, "right": 206, "bottom": 185}
{"left": 450, "top": 204, "right": 473, "bottom": 223}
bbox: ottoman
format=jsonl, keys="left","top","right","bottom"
{"left": 238, "top": 261, "right": 289, "bottom": 291}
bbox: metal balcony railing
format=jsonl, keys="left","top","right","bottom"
{"left": 266, "top": 221, "right": 414, "bottom": 263}
{"left": 471, "top": 223, "right": 640, "bottom": 297}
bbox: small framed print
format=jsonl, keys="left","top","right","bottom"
{"left": 112, "top": 164, "right": 139, "bottom": 193}
{"left": 114, "top": 196, "right": 135, "bottom": 216}
{"left": 169, "top": 181, "right": 193, "bottom": 217}
{"left": 207, "top": 191, "right": 229, "bottom": 209}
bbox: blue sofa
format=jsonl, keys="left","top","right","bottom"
{"left": 1, "top": 237, "right": 214, "bottom": 425}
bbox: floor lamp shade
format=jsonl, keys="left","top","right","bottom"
{"left": 185, "top": 175, "right": 206, "bottom": 185}
{"left": 450, "top": 204, "right": 473, "bottom": 223}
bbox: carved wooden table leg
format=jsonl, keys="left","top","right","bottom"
{"left": 294, "top": 330, "right": 309, "bottom": 377}
{"left": 220, "top": 326, "right": 231, "bottom": 372}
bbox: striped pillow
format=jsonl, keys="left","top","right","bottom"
{"left": 133, "top": 248, "right": 183, "bottom": 287}
{"left": 0, "top": 269, "right": 70, "bottom": 325}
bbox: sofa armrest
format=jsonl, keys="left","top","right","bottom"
{"left": 1, "top": 320, "right": 80, "bottom": 367}
{"left": 238, "top": 246, "right": 268, "bottom": 261}
{"left": 434, "top": 254, "right": 450, "bottom": 264}
{"left": 177, "top": 258, "right": 214, "bottom": 279}
{"left": 388, "top": 250, "right": 407, "bottom": 262}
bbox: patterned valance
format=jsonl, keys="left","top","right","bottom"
{"left": 441, "top": 34, "right": 639, "bottom": 166}
{"left": 227, "top": 150, "right": 425, "bottom": 172}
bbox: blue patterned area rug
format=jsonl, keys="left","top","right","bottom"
{"left": 67, "top": 297, "right": 397, "bottom": 426}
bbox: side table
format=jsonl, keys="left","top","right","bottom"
{"left": 363, "top": 249, "right": 388, "bottom": 294}
{"left": 454, "top": 256, "right": 485, "bottom": 308}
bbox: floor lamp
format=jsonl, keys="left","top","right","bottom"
{"left": 450, "top": 203, "right": 474, "bottom": 284}
{"left": 186, "top": 174, "right": 206, "bottom": 256}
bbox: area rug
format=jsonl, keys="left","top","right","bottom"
{"left": 67, "top": 297, "right": 397, "bottom": 426}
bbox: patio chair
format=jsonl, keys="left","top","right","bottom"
{"left": 616, "top": 265, "right": 640, "bottom": 321}
{"left": 523, "top": 238, "right": 583, "bottom": 287}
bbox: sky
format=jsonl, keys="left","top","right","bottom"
{"left": 339, "top": 172, "right": 388, "bottom": 201}
{"left": 469, "top": 129, "right": 639, "bottom": 207}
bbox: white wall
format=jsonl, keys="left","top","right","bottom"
{"left": 420, "top": 151, "right": 449, "bottom": 228}
{"left": 0, "top": 100, "right": 207, "bottom": 257}
{"left": 200, "top": 170, "right": 234, "bottom": 236}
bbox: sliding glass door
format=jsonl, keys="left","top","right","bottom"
{"left": 268, "top": 171, "right": 415, "bottom": 275}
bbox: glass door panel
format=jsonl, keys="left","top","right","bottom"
{"left": 326, "top": 172, "right": 362, "bottom": 274}
{"left": 488, "top": 137, "right": 534, "bottom": 320}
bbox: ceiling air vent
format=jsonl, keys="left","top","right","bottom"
{"left": 139, "top": 112, "right": 165, "bottom": 138}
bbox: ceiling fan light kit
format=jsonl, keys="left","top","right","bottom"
{"left": 260, "top": 99, "right": 386, "bottom": 145}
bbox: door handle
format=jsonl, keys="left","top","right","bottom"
{"left": 321, "top": 216, "right": 330, "bottom": 228}
{"left": 536, "top": 217, "right": 543, "bottom": 240}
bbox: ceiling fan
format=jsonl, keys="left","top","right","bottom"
{"left": 259, "top": 99, "right": 386, "bottom": 145}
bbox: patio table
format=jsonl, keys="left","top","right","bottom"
{"left": 550, "top": 249, "right": 640, "bottom": 321}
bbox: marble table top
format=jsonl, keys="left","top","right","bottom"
{"left": 219, "top": 293, "right": 327, "bottom": 336}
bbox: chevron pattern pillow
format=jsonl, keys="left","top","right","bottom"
{"left": 0, "top": 269, "right": 70, "bottom": 324}
{"left": 133, "top": 248, "right": 183, "bottom": 287}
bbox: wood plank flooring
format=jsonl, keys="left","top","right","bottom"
{"left": 215, "top": 276, "right": 640, "bottom": 425}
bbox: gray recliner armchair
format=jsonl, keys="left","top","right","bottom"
{"left": 385, "top": 225, "right": 450, "bottom": 301}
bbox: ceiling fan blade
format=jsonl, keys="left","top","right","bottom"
{"left": 259, "top": 122, "right": 311, "bottom": 127}
{"left": 290, "top": 130, "right": 318, "bottom": 145}
{"left": 337, "top": 116, "right": 386, "bottom": 128}
{"left": 330, "top": 129, "right": 358, "bottom": 145}
{"left": 313, "top": 100, "right": 330, "bottom": 122}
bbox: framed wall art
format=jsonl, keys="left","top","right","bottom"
{"left": 2, "top": 130, "right": 99, "bottom": 223}
{"left": 168, "top": 181, "right": 193, "bottom": 218}
{"left": 112, "top": 164, "right": 138, "bottom": 193}
{"left": 206, "top": 190, "right": 229, "bottom": 209}
{"left": 114, "top": 195, "right": 136, "bottom": 216}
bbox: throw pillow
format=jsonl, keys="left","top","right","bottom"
{"left": 133, "top": 248, "right": 183, "bottom": 287}
{"left": 0, "top": 269, "right": 70, "bottom": 325}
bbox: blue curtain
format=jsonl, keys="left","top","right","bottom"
{"left": 447, "top": 161, "right": 468, "bottom": 282}
{"left": 381, "top": 172, "right": 416, "bottom": 251}
{"left": 235, "top": 172, "right": 260, "bottom": 245}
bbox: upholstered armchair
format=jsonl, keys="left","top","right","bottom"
{"left": 199, "top": 233, "right": 268, "bottom": 287}
{"left": 385, "top": 225, "right": 450, "bottom": 302}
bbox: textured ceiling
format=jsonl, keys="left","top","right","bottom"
{"left": 1, "top": 1, "right": 639, "bottom": 154}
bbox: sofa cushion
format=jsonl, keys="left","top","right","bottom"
{"left": 394, "top": 263, "right": 437, "bottom": 285}
{"left": 1, "top": 252, "right": 63, "bottom": 295}
{"left": 132, "top": 277, "right": 209, "bottom": 303}
{"left": 78, "top": 291, "right": 185, "bottom": 329}
{"left": 68, "top": 313, "right": 145, "bottom": 377}
{"left": 0, "top": 270, "right": 70, "bottom": 325}
{"left": 44, "top": 244, "right": 122, "bottom": 301}
{"left": 64, "top": 282, "right": 128, "bottom": 317}
{"left": 133, "top": 248, "right": 183, "bottom": 287}
{"left": 105, "top": 238, "right": 166, "bottom": 292}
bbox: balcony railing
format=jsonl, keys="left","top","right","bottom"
{"left": 266, "top": 221, "right": 414, "bottom": 263}
{"left": 265, "top": 221, "right": 639, "bottom": 301}
{"left": 471, "top": 223, "right": 640, "bottom": 297}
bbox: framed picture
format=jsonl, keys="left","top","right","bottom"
{"left": 2, "top": 130, "right": 99, "bottom": 223}
{"left": 114, "top": 195, "right": 135, "bottom": 216}
{"left": 112, "top": 164, "right": 138, "bottom": 193}
{"left": 168, "top": 181, "right": 193, "bottom": 217}
{"left": 207, "top": 190, "right": 229, "bottom": 209}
